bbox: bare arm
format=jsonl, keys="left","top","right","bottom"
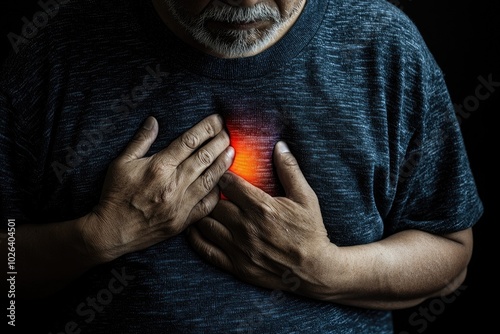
{"left": 1, "top": 114, "right": 234, "bottom": 299}
{"left": 302, "top": 228, "right": 471, "bottom": 309}
{"left": 187, "top": 141, "right": 473, "bottom": 310}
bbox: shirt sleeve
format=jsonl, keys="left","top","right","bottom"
{"left": 386, "top": 67, "right": 484, "bottom": 235}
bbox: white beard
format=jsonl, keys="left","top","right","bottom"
{"left": 161, "top": 0, "right": 305, "bottom": 58}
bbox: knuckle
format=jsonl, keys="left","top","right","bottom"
{"left": 201, "top": 171, "right": 215, "bottom": 192}
{"left": 149, "top": 156, "right": 177, "bottom": 176}
{"left": 181, "top": 131, "right": 200, "bottom": 150}
{"left": 197, "top": 148, "right": 213, "bottom": 166}
{"left": 160, "top": 179, "right": 178, "bottom": 202}
{"left": 282, "top": 154, "right": 298, "bottom": 167}
{"left": 203, "top": 120, "right": 216, "bottom": 138}
{"left": 205, "top": 247, "right": 214, "bottom": 260}
{"left": 206, "top": 248, "right": 225, "bottom": 269}
{"left": 148, "top": 160, "right": 167, "bottom": 178}
{"left": 145, "top": 178, "right": 179, "bottom": 206}
{"left": 207, "top": 219, "right": 218, "bottom": 230}
{"left": 133, "top": 128, "right": 150, "bottom": 143}
{"left": 197, "top": 197, "right": 213, "bottom": 216}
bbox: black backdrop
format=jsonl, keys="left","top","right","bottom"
{"left": 1, "top": 1, "right": 498, "bottom": 333}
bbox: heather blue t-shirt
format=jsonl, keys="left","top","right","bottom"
{"left": 0, "top": 0, "right": 483, "bottom": 333}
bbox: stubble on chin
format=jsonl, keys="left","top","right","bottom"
{"left": 161, "top": 0, "right": 303, "bottom": 57}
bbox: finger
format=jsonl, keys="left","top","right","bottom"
{"left": 210, "top": 198, "right": 242, "bottom": 229}
{"left": 118, "top": 116, "right": 159, "bottom": 162}
{"left": 273, "top": 141, "right": 315, "bottom": 204}
{"left": 195, "top": 216, "right": 233, "bottom": 248}
{"left": 184, "top": 186, "right": 221, "bottom": 226}
{"left": 187, "top": 146, "right": 234, "bottom": 201}
{"left": 187, "top": 224, "right": 233, "bottom": 272}
{"left": 218, "top": 171, "right": 270, "bottom": 209}
{"left": 179, "top": 130, "right": 231, "bottom": 185}
{"left": 158, "top": 114, "right": 225, "bottom": 166}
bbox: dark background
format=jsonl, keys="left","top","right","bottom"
{"left": 1, "top": 1, "right": 498, "bottom": 333}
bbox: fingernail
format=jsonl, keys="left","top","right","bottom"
{"left": 277, "top": 141, "right": 290, "bottom": 153}
{"left": 143, "top": 116, "right": 155, "bottom": 130}
{"left": 227, "top": 146, "right": 235, "bottom": 159}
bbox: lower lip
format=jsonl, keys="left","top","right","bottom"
{"left": 207, "top": 19, "right": 271, "bottom": 31}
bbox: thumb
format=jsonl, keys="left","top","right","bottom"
{"left": 119, "top": 116, "right": 159, "bottom": 162}
{"left": 274, "top": 141, "right": 315, "bottom": 204}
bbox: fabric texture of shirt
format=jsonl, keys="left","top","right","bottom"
{"left": 0, "top": 0, "right": 484, "bottom": 333}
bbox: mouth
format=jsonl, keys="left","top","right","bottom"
{"left": 206, "top": 19, "right": 274, "bottom": 31}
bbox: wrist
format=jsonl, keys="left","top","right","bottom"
{"left": 75, "top": 211, "right": 116, "bottom": 265}
{"left": 295, "top": 241, "right": 343, "bottom": 301}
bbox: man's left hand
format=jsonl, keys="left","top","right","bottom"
{"left": 187, "top": 141, "right": 334, "bottom": 294}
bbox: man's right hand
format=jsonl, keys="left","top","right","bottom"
{"left": 83, "top": 114, "right": 234, "bottom": 262}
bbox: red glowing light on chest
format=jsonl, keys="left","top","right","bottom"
{"left": 224, "top": 114, "right": 282, "bottom": 196}
{"left": 228, "top": 131, "right": 265, "bottom": 187}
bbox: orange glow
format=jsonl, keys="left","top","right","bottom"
{"left": 228, "top": 131, "right": 262, "bottom": 186}
{"left": 222, "top": 113, "right": 282, "bottom": 197}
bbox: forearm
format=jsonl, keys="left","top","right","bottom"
{"left": 1, "top": 215, "right": 105, "bottom": 299}
{"left": 298, "top": 228, "right": 473, "bottom": 310}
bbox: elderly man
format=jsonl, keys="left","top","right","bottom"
{"left": 0, "top": 0, "right": 483, "bottom": 333}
